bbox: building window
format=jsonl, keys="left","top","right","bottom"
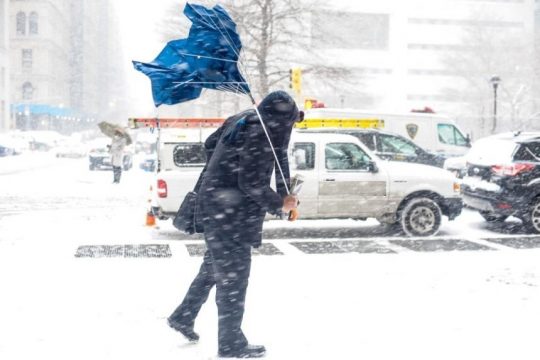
{"left": 29, "top": 12, "right": 39, "bottom": 35}
{"left": 22, "top": 82, "right": 34, "bottom": 100}
{"left": 22, "top": 49, "right": 33, "bottom": 69}
{"left": 16, "top": 12, "right": 26, "bottom": 36}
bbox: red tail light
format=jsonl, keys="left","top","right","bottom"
{"left": 491, "top": 163, "right": 534, "bottom": 176}
{"left": 157, "top": 179, "right": 168, "bottom": 198}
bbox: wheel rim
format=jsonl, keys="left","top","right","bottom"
{"left": 531, "top": 203, "right": 540, "bottom": 232}
{"left": 409, "top": 206, "right": 436, "bottom": 234}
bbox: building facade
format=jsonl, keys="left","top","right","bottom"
{"left": 9, "top": 0, "right": 124, "bottom": 133}
{"left": 0, "top": 0, "right": 9, "bottom": 131}
{"left": 308, "top": 0, "right": 537, "bottom": 136}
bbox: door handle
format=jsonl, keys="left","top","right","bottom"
{"left": 324, "top": 178, "right": 335, "bottom": 182}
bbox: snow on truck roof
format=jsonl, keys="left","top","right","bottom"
{"left": 304, "top": 108, "right": 452, "bottom": 120}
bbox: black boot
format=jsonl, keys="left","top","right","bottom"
{"left": 219, "top": 344, "right": 266, "bottom": 358}
{"left": 167, "top": 318, "right": 199, "bottom": 342}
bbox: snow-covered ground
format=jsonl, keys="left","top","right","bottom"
{"left": 1, "top": 154, "right": 540, "bottom": 360}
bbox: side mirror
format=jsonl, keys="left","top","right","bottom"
{"left": 465, "top": 134, "right": 472, "bottom": 147}
{"left": 368, "top": 160, "right": 379, "bottom": 173}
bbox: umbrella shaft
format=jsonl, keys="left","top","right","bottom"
{"left": 249, "top": 94, "right": 290, "bottom": 195}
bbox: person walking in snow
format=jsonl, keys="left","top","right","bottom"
{"left": 167, "top": 91, "right": 300, "bottom": 358}
{"left": 110, "top": 130, "right": 127, "bottom": 184}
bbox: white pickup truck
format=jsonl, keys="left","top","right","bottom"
{"left": 151, "top": 130, "right": 462, "bottom": 236}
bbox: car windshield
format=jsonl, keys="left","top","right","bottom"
{"left": 466, "top": 139, "right": 517, "bottom": 165}
{"left": 378, "top": 134, "right": 419, "bottom": 155}
{"left": 173, "top": 143, "right": 206, "bottom": 167}
{"left": 437, "top": 124, "right": 468, "bottom": 147}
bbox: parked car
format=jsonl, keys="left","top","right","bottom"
{"left": 0, "top": 143, "right": 14, "bottom": 157}
{"left": 152, "top": 130, "right": 462, "bottom": 236}
{"left": 461, "top": 132, "right": 540, "bottom": 233}
{"left": 88, "top": 138, "right": 133, "bottom": 171}
{"left": 54, "top": 139, "right": 88, "bottom": 158}
{"left": 0, "top": 134, "right": 24, "bottom": 156}
{"left": 139, "top": 156, "right": 157, "bottom": 172}
{"left": 303, "top": 129, "right": 446, "bottom": 167}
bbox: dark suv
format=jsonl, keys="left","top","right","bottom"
{"left": 300, "top": 129, "right": 445, "bottom": 167}
{"left": 461, "top": 132, "right": 540, "bottom": 233}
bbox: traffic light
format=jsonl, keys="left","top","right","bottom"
{"left": 289, "top": 67, "right": 302, "bottom": 94}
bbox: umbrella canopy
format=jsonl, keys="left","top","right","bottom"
{"left": 132, "top": 3, "right": 249, "bottom": 107}
{"left": 98, "top": 122, "right": 132, "bottom": 145}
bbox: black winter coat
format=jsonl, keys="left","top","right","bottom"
{"left": 198, "top": 91, "right": 299, "bottom": 248}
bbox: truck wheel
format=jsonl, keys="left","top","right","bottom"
{"left": 480, "top": 211, "right": 508, "bottom": 223}
{"left": 522, "top": 198, "right": 540, "bottom": 234}
{"left": 400, "top": 197, "right": 442, "bottom": 237}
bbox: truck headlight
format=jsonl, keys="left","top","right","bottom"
{"left": 453, "top": 182, "right": 461, "bottom": 193}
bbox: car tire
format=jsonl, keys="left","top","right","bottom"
{"left": 522, "top": 197, "right": 540, "bottom": 234}
{"left": 400, "top": 197, "right": 442, "bottom": 237}
{"left": 480, "top": 211, "right": 508, "bottom": 223}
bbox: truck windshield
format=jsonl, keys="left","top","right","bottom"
{"left": 173, "top": 143, "right": 206, "bottom": 167}
{"left": 437, "top": 124, "right": 468, "bottom": 147}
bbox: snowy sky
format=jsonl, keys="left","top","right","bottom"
{"left": 113, "top": 0, "right": 177, "bottom": 115}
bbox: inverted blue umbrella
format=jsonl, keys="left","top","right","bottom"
{"left": 133, "top": 2, "right": 290, "bottom": 194}
{"left": 133, "top": 3, "right": 250, "bottom": 106}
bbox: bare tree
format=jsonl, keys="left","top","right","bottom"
{"left": 156, "top": 0, "right": 354, "bottom": 102}
{"left": 440, "top": 17, "right": 538, "bottom": 136}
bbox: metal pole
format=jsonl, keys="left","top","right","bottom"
{"left": 492, "top": 83, "right": 498, "bottom": 133}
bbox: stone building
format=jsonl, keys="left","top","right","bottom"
{"left": 9, "top": 0, "right": 124, "bottom": 132}
{"left": 0, "top": 0, "right": 9, "bottom": 131}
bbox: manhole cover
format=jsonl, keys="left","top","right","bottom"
{"left": 75, "top": 244, "right": 172, "bottom": 258}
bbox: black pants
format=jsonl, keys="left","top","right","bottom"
{"left": 112, "top": 166, "right": 122, "bottom": 183}
{"left": 169, "top": 238, "right": 252, "bottom": 353}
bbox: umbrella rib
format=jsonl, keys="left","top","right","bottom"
{"left": 208, "top": 8, "right": 253, "bottom": 87}
{"left": 205, "top": 7, "right": 253, "bottom": 92}
{"left": 177, "top": 52, "right": 238, "bottom": 63}
{"left": 188, "top": 5, "right": 220, "bottom": 31}
{"left": 172, "top": 81, "right": 249, "bottom": 85}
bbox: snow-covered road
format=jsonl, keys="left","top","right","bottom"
{"left": 1, "top": 154, "right": 540, "bottom": 359}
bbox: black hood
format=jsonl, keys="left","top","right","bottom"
{"left": 256, "top": 90, "right": 299, "bottom": 150}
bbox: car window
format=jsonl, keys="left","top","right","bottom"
{"left": 292, "top": 142, "right": 315, "bottom": 170}
{"left": 325, "top": 142, "right": 371, "bottom": 171}
{"left": 355, "top": 133, "right": 375, "bottom": 150}
{"left": 377, "top": 134, "right": 419, "bottom": 156}
{"left": 173, "top": 143, "right": 206, "bottom": 167}
{"left": 437, "top": 124, "right": 467, "bottom": 146}
{"left": 514, "top": 142, "right": 540, "bottom": 162}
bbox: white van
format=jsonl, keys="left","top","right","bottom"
{"left": 301, "top": 108, "right": 471, "bottom": 158}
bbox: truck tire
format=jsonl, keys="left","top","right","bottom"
{"left": 400, "top": 197, "right": 442, "bottom": 237}
{"left": 522, "top": 197, "right": 540, "bottom": 234}
{"left": 480, "top": 211, "right": 508, "bottom": 223}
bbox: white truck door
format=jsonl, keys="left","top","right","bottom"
{"left": 289, "top": 141, "right": 319, "bottom": 218}
{"left": 318, "top": 140, "right": 388, "bottom": 217}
